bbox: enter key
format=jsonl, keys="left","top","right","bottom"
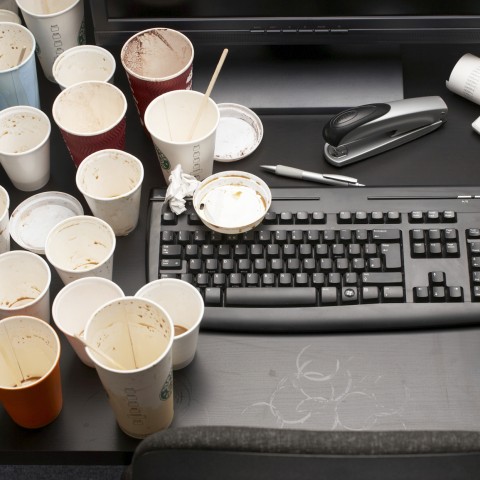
{"left": 381, "top": 243, "right": 402, "bottom": 270}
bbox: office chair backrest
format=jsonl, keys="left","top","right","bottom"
{"left": 122, "top": 426, "right": 480, "bottom": 480}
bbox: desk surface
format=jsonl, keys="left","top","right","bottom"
{"left": 2, "top": 43, "right": 480, "bottom": 465}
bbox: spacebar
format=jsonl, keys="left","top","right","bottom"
{"left": 225, "top": 287, "right": 317, "bottom": 307}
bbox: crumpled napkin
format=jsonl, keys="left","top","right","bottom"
{"left": 165, "top": 164, "right": 200, "bottom": 214}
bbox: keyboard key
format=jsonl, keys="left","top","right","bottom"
{"left": 380, "top": 243, "right": 402, "bottom": 270}
{"left": 362, "top": 272, "right": 403, "bottom": 285}
{"left": 321, "top": 287, "right": 337, "bottom": 304}
{"left": 372, "top": 229, "right": 401, "bottom": 242}
{"left": 205, "top": 287, "right": 222, "bottom": 305}
{"left": 225, "top": 287, "right": 317, "bottom": 306}
{"left": 342, "top": 287, "right": 358, "bottom": 304}
{"left": 382, "top": 286, "right": 404, "bottom": 302}
{"left": 413, "top": 286, "right": 429, "bottom": 302}
{"left": 362, "top": 286, "right": 380, "bottom": 303}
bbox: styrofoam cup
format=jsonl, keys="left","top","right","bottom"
{"left": 15, "top": 0, "right": 85, "bottom": 82}
{"left": 52, "top": 277, "right": 124, "bottom": 367}
{"left": 0, "top": 106, "right": 51, "bottom": 191}
{"left": 52, "top": 80, "right": 127, "bottom": 167}
{"left": 45, "top": 215, "right": 116, "bottom": 285}
{"left": 76, "top": 149, "right": 144, "bottom": 236}
{"left": 144, "top": 89, "right": 219, "bottom": 183}
{"left": 135, "top": 279, "right": 204, "bottom": 370}
{"left": 84, "top": 297, "right": 174, "bottom": 438}
{"left": 0, "top": 185, "right": 9, "bottom": 254}
{"left": 0, "top": 250, "right": 51, "bottom": 322}
{"left": 52, "top": 45, "right": 116, "bottom": 90}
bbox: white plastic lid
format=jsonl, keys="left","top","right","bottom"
{"left": 214, "top": 103, "right": 263, "bottom": 162}
{"left": 9, "top": 192, "right": 84, "bottom": 254}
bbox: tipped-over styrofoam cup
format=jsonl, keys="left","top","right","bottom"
{"left": 84, "top": 296, "right": 174, "bottom": 438}
{"left": 45, "top": 215, "right": 116, "bottom": 285}
{"left": 0, "top": 250, "right": 51, "bottom": 322}
{"left": 52, "top": 45, "right": 116, "bottom": 90}
{"left": 135, "top": 279, "right": 204, "bottom": 370}
{"left": 76, "top": 149, "right": 144, "bottom": 236}
{"left": 0, "top": 105, "right": 51, "bottom": 191}
{"left": 144, "top": 89, "right": 220, "bottom": 183}
{"left": 52, "top": 277, "right": 124, "bottom": 367}
{"left": 0, "top": 185, "right": 9, "bottom": 254}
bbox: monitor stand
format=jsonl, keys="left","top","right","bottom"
{"left": 193, "top": 44, "right": 404, "bottom": 113}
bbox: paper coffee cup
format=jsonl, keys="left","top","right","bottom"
{"left": 0, "top": 250, "right": 51, "bottom": 322}
{"left": 52, "top": 44, "right": 116, "bottom": 90}
{"left": 52, "top": 277, "right": 124, "bottom": 367}
{"left": 145, "top": 90, "right": 220, "bottom": 182}
{"left": 52, "top": 80, "right": 127, "bottom": 167}
{"left": 45, "top": 215, "right": 116, "bottom": 285}
{"left": 121, "top": 28, "right": 193, "bottom": 125}
{"left": 0, "top": 315, "right": 62, "bottom": 428}
{"left": 0, "top": 105, "right": 51, "bottom": 191}
{"left": 15, "top": 0, "right": 85, "bottom": 82}
{"left": 0, "top": 21, "right": 40, "bottom": 110}
{"left": 135, "top": 279, "right": 204, "bottom": 370}
{"left": 0, "top": 8, "right": 20, "bottom": 22}
{"left": 76, "top": 149, "right": 144, "bottom": 236}
{"left": 0, "top": 185, "right": 9, "bottom": 254}
{"left": 84, "top": 297, "right": 174, "bottom": 438}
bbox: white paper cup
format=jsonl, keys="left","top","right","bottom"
{"left": 84, "top": 296, "right": 174, "bottom": 438}
{"left": 15, "top": 0, "right": 85, "bottom": 82}
{"left": 0, "top": 106, "right": 51, "bottom": 191}
{"left": 0, "top": 22, "right": 40, "bottom": 110}
{"left": 0, "top": 185, "right": 9, "bottom": 254}
{"left": 52, "top": 277, "right": 124, "bottom": 367}
{"left": 135, "top": 279, "right": 204, "bottom": 370}
{"left": 0, "top": 8, "right": 20, "bottom": 22}
{"left": 45, "top": 215, "right": 116, "bottom": 285}
{"left": 0, "top": 1, "right": 18, "bottom": 14}
{"left": 0, "top": 250, "right": 51, "bottom": 322}
{"left": 76, "top": 149, "right": 144, "bottom": 236}
{"left": 144, "top": 90, "right": 220, "bottom": 183}
{"left": 52, "top": 80, "right": 128, "bottom": 167}
{"left": 52, "top": 44, "right": 116, "bottom": 90}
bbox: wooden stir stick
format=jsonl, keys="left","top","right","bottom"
{"left": 74, "top": 334, "right": 127, "bottom": 370}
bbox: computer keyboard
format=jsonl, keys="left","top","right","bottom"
{"left": 147, "top": 185, "right": 480, "bottom": 333}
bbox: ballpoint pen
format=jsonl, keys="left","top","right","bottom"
{"left": 260, "top": 164, "right": 365, "bottom": 187}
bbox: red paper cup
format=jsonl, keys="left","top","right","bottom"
{"left": 52, "top": 81, "right": 127, "bottom": 167}
{"left": 121, "top": 28, "right": 194, "bottom": 125}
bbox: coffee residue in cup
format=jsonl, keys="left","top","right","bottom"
{"left": 174, "top": 324, "right": 188, "bottom": 336}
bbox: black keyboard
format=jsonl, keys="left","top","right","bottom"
{"left": 147, "top": 185, "right": 480, "bottom": 333}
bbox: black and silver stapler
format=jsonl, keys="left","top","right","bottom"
{"left": 323, "top": 96, "right": 448, "bottom": 166}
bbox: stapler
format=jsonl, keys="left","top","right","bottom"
{"left": 323, "top": 96, "right": 448, "bottom": 166}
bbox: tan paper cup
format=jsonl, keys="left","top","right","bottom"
{"left": 52, "top": 81, "right": 127, "bottom": 167}
{"left": 52, "top": 277, "right": 124, "bottom": 367}
{"left": 144, "top": 90, "right": 220, "bottom": 182}
{"left": 15, "top": 0, "right": 85, "bottom": 82}
{"left": 52, "top": 45, "right": 116, "bottom": 90}
{"left": 0, "top": 185, "right": 9, "bottom": 254}
{"left": 45, "top": 215, "right": 116, "bottom": 285}
{"left": 121, "top": 28, "right": 193, "bottom": 125}
{"left": 0, "top": 315, "right": 62, "bottom": 428}
{"left": 0, "top": 105, "right": 51, "bottom": 191}
{"left": 0, "top": 250, "right": 51, "bottom": 322}
{"left": 76, "top": 149, "right": 144, "bottom": 236}
{"left": 84, "top": 296, "right": 174, "bottom": 439}
{"left": 136, "top": 279, "right": 204, "bottom": 370}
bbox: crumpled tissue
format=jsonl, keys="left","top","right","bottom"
{"left": 165, "top": 165, "right": 201, "bottom": 214}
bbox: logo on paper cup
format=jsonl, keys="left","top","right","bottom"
{"left": 154, "top": 145, "right": 171, "bottom": 171}
{"left": 160, "top": 371, "right": 173, "bottom": 401}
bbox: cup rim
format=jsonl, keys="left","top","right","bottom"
{"left": 144, "top": 90, "right": 220, "bottom": 145}
{"left": 0, "top": 9, "right": 21, "bottom": 23}
{"left": 120, "top": 27, "right": 194, "bottom": 82}
{"left": 0, "top": 250, "right": 51, "bottom": 313}
{"left": 0, "top": 105, "right": 51, "bottom": 157}
{"left": 51, "top": 80, "right": 127, "bottom": 137}
{"left": 44, "top": 215, "right": 116, "bottom": 274}
{"left": 0, "top": 185, "right": 9, "bottom": 217}
{"left": 84, "top": 296, "right": 175, "bottom": 373}
{"left": 15, "top": 0, "right": 82, "bottom": 18}
{"left": 0, "top": 22, "right": 36, "bottom": 73}
{"left": 135, "top": 278, "right": 205, "bottom": 338}
{"left": 52, "top": 45, "right": 116, "bottom": 88}
{"left": 75, "top": 149, "right": 144, "bottom": 202}
{"left": 52, "top": 276, "right": 124, "bottom": 335}
{"left": 0, "top": 315, "right": 61, "bottom": 391}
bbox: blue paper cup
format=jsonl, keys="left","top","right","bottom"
{"left": 0, "top": 22, "right": 40, "bottom": 110}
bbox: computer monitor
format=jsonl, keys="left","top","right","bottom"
{"left": 89, "top": 1, "right": 480, "bottom": 111}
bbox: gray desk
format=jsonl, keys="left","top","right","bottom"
{"left": 1, "top": 43, "right": 480, "bottom": 465}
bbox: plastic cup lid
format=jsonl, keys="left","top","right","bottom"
{"left": 9, "top": 192, "right": 84, "bottom": 254}
{"left": 214, "top": 103, "right": 263, "bottom": 162}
